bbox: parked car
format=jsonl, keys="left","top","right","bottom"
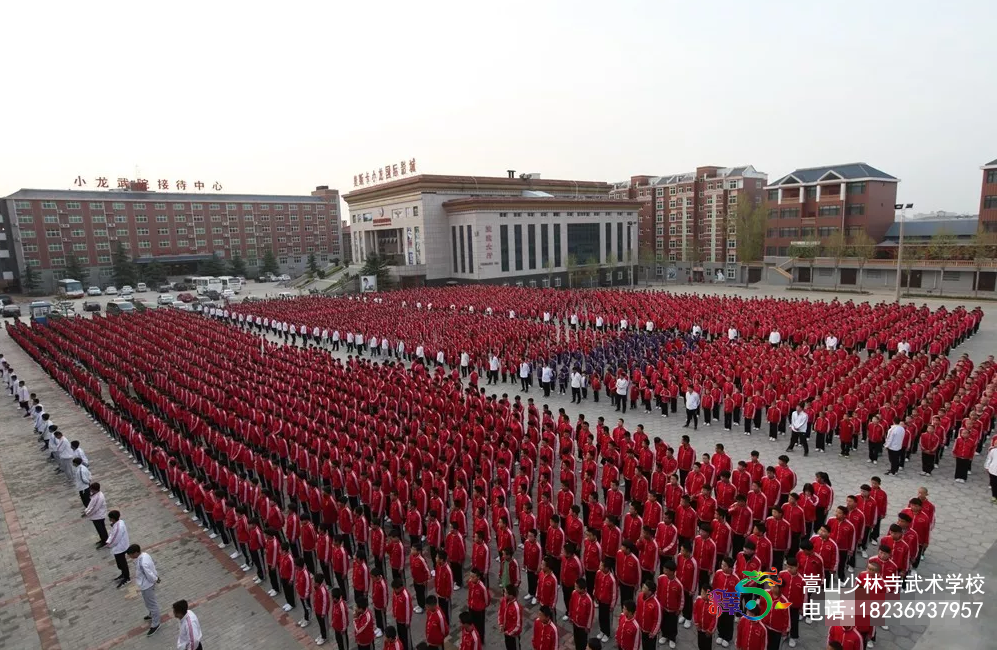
{"left": 106, "top": 300, "right": 135, "bottom": 315}
{"left": 157, "top": 283, "right": 173, "bottom": 293}
{"left": 105, "top": 286, "right": 118, "bottom": 295}
{"left": 2, "top": 303, "right": 21, "bottom": 317}
{"left": 177, "top": 292, "right": 195, "bottom": 303}
{"left": 82, "top": 300, "right": 102, "bottom": 313}
{"left": 171, "top": 300, "right": 193, "bottom": 311}
{"left": 87, "top": 286, "right": 102, "bottom": 296}
{"left": 132, "top": 298, "right": 156, "bottom": 312}
{"left": 136, "top": 282, "right": 148, "bottom": 293}
{"left": 221, "top": 288, "right": 235, "bottom": 299}
{"left": 121, "top": 285, "right": 133, "bottom": 293}
{"left": 277, "top": 274, "right": 290, "bottom": 281}
{"left": 120, "top": 290, "right": 134, "bottom": 301}
{"left": 204, "top": 289, "right": 221, "bottom": 301}
{"left": 157, "top": 293, "right": 175, "bottom": 305}
{"left": 0, "top": 294, "right": 12, "bottom": 306}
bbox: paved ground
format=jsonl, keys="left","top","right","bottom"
{"left": 2, "top": 282, "right": 997, "bottom": 650}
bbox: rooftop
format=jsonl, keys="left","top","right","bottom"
{"left": 767, "top": 163, "right": 898, "bottom": 188}
{"left": 882, "top": 217, "right": 979, "bottom": 240}
{"left": 344, "top": 173, "right": 613, "bottom": 203}
{"left": 4, "top": 188, "right": 330, "bottom": 203}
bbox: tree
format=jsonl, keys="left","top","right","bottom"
{"left": 734, "top": 203, "right": 766, "bottom": 264}
{"left": 788, "top": 243, "right": 817, "bottom": 287}
{"left": 112, "top": 241, "right": 137, "bottom": 288}
{"left": 822, "top": 230, "right": 849, "bottom": 291}
{"left": 20, "top": 263, "right": 39, "bottom": 295}
{"left": 925, "top": 227, "right": 957, "bottom": 261}
{"left": 199, "top": 252, "right": 227, "bottom": 277}
{"left": 359, "top": 252, "right": 393, "bottom": 291}
{"left": 605, "top": 253, "right": 617, "bottom": 287}
{"left": 565, "top": 254, "right": 579, "bottom": 289}
{"left": 142, "top": 259, "right": 167, "bottom": 287}
{"left": 847, "top": 231, "right": 876, "bottom": 291}
{"left": 260, "top": 249, "right": 280, "bottom": 276}
{"left": 307, "top": 252, "right": 319, "bottom": 276}
{"left": 638, "top": 249, "right": 656, "bottom": 287}
{"left": 544, "top": 256, "right": 556, "bottom": 288}
{"left": 63, "top": 255, "right": 88, "bottom": 286}
{"left": 971, "top": 230, "right": 997, "bottom": 297}
{"left": 229, "top": 253, "right": 247, "bottom": 278}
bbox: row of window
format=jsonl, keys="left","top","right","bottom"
{"left": 766, "top": 182, "right": 867, "bottom": 202}
{"left": 766, "top": 226, "right": 840, "bottom": 238}
{"left": 20, "top": 200, "right": 328, "bottom": 213}
{"left": 496, "top": 211, "right": 637, "bottom": 218}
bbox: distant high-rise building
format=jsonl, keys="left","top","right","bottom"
{"left": 980, "top": 158, "right": 997, "bottom": 232}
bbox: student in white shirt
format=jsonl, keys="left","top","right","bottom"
{"left": 786, "top": 405, "right": 810, "bottom": 456}
{"left": 346, "top": 332, "right": 355, "bottom": 353}
{"left": 460, "top": 352, "right": 471, "bottom": 377}
{"left": 541, "top": 363, "right": 554, "bottom": 397}
{"left": 71, "top": 440, "right": 89, "bottom": 467}
{"left": 488, "top": 354, "right": 501, "bottom": 385}
{"left": 332, "top": 329, "right": 341, "bottom": 351}
{"left": 884, "top": 421, "right": 906, "bottom": 476}
{"left": 620, "top": 318, "right": 629, "bottom": 331}
{"left": 128, "top": 544, "right": 162, "bottom": 636}
{"left": 415, "top": 344, "right": 425, "bottom": 362}
{"left": 83, "top": 482, "right": 109, "bottom": 546}
{"left": 519, "top": 361, "right": 532, "bottom": 392}
{"left": 825, "top": 334, "right": 838, "bottom": 350}
{"left": 768, "top": 329, "right": 782, "bottom": 346}
{"left": 52, "top": 431, "right": 74, "bottom": 476}
{"left": 72, "top": 457, "right": 92, "bottom": 507}
{"left": 684, "top": 388, "right": 701, "bottom": 430}
{"left": 727, "top": 327, "right": 738, "bottom": 341}
{"left": 570, "top": 370, "right": 583, "bottom": 404}
{"left": 615, "top": 376, "right": 630, "bottom": 413}
{"left": 595, "top": 316, "right": 604, "bottom": 330}
{"left": 691, "top": 324, "right": 702, "bottom": 338}
{"left": 107, "top": 510, "right": 132, "bottom": 587}
{"left": 173, "top": 600, "right": 203, "bottom": 650}
{"left": 436, "top": 349, "right": 446, "bottom": 368}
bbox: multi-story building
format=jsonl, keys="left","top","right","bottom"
{"left": 611, "top": 166, "right": 766, "bottom": 281}
{"left": 1, "top": 183, "right": 342, "bottom": 291}
{"left": 343, "top": 171, "right": 641, "bottom": 287}
{"left": 980, "top": 158, "right": 997, "bottom": 231}
{"left": 763, "top": 163, "right": 898, "bottom": 257}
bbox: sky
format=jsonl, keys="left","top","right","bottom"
{"left": 4, "top": 0, "right": 994, "bottom": 215}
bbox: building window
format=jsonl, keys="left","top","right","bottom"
{"left": 942, "top": 271, "right": 960, "bottom": 282}
{"left": 553, "top": 224, "right": 563, "bottom": 268}
{"left": 984, "top": 196, "right": 997, "bottom": 210}
{"left": 466, "top": 225, "right": 474, "bottom": 271}
{"left": 14, "top": 200, "right": 31, "bottom": 209}
{"left": 500, "top": 224, "right": 510, "bottom": 273}
{"left": 805, "top": 187, "right": 817, "bottom": 199}
{"left": 818, "top": 206, "right": 841, "bottom": 217}
{"left": 514, "top": 224, "right": 524, "bottom": 271}
{"left": 817, "top": 227, "right": 839, "bottom": 237}
{"left": 846, "top": 204, "right": 865, "bottom": 216}
{"left": 412, "top": 206, "right": 419, "bottom": 217}
{"left": 767, "top": 190, "right": 778, "bottom": 201}
{"left": 527, "top": 223, "right": 536, "bottom": 270}
{"left": 541, "top": 224, "right": 550, "bottom": 268}
{"left": 847, "top": 182, "right": 867, "bottom": 195}
{"left": 605, "top": 223, "right": 612, "bottom": 259}
{"left": 616, "top": 222, "right": 623, "bottom": 261}
{"left": 779, "top": 208, "right": 800, "bottom": 219}
{"left": 457, "top": 226, "right": 465, "bottom": 273}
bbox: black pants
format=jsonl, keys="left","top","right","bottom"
{"left": 685, "top": 409, "right": 698, "bottom": 429}
{"left": 766, "top": 629, "right": 783, "bottom": 650}
{"left": 787, "top": 431, "right": 809, "bottom": 455}
{"left": 79, "top": 490, "right": 91, "bottom": 507}
{"left": 317, "top": 615, "right": 328, "bottom": 640}
{"left": 662, "top": 611, "right": 678, "bottom": 641}
{"left": 683, "top": 591, "right": 693, "bottom": 621}
{"left": 955, "top": 457, "right": 971, "bottom": 480}
{"left": 599, "top": 602, "right": 612, "bottom": 636}
{"left": 397, "top": 622, "right": 412, "bottom": 650}
{"left": 334, "top": 630, "right": 348, "bottom": 650}
{"left": 506, "top": 634, "right": 521, "bottom": 650}
{"left": 451, "top": 561, "right": 464, "bottom": 588}
{"left": 642, "top": 632, "right": 656, "bottom": 650}
{"left": 869, "top": 442, "right": 883, "bottom": 462}
{"left": 92, "top": 519, "right": 108, "bottom": 543}
{"left": 922, "top": 453, "right": 935, "bottom": 475}
{"left": 415, "top": 583, "right": 427, "bottom": 608}
{"left": 617, "top": 394, "right": 627, "bottom": 413}
{"left": 718, "top": 612, "right": 734, "bottom": 641}
{"left": 769, "top": 422, "right": 779, "bottom": 440}
{"left": 572, "top": 387, "right": 581, "bottom": 403}
{"left": 114, "top": 552, "right": 130, "bottom": 581}
{"left": 269, "top": 567, "right": 281, "bottom": 593}
{"left": 471, "top": 609, "right": 486, "bottom": 642}
{"left": 887, "top": 448, "right": 902, "bottom": 474}
{"left": 789, "top": 607, "right": 800, "bottom": 639}
{"left": 840, "top": 440, "right": 851, "bottom": 456}
{"left": 990, "top": 473, "right": 997, "bottom": 498}
{"left": 281, "top": 579, "right": 297, "bottom": 608}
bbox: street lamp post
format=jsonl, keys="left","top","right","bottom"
{"left": 894, "top": 203, "right": 913, "bottom": 301}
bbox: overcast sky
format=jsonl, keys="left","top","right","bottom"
{"left": 4, "top": 0, "right": 993, "bottom": 215}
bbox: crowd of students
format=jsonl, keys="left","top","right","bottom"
{"left": 6, "top": 286, "right": 989, "bottom": 650}
{"left": 1, "top": 350, "right": 204, "bottom": 648}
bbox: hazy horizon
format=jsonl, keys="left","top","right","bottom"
{"left": 4, "top": 0, "right": 994, "bottom": 214}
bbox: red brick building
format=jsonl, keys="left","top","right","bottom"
{"left": 980, "top": 158, "right": 997, "bottom": 232}
{"left": 1, "top": 184, "right": 341, "bottom": 292}
{"left": 763, "top": 163, "right": 898, "bottom": 257}
{"left": 611, "top": 165, "right": 766, "bottom": 281}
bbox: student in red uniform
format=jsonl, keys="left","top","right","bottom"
{"left": 735, "top": 615, "right": 767, "bottom": 650}
{"left": 779, "top": 558, "right": 805, "bottom": 648}
{"left": 331, "top": 588, "right": 349, "bottom": 650}
{"left": 594, "top": 558, "right": 618, "bottom": 643}
{"left": 693, "top": 584, "right": 718, "bottom": 650}
{"left": 410, "top": 544, "right": 431, "bottom": 613}
{"left": 459, "top": 611, "right": 483, "bottom": 650}
{"left": 762, "top": 584, "right": 790, "bottom": 650}
{"left": 425, "top": 595, "right": 450, "bottom": 650}
{"left": 533, "top": 606, "right": 559, "bottom": 650}
{"left": 278, "top": 541, "right": 297, "bottom": 612}
{"left": 615, "top": 600, "right": 640, "bottom": 650}
{"left": 391, "top": 577, "right": 414, "bottom": 650}
{"left": 467, "top": 569, "right": 491, "bottom": 641}
{"left": 657, "top": 559, "right": 683, "bottom": 649}
{"left": 353, "top": 597, "right": 376, "bottom": 650}
{"left": 313, "top": 574, "right": 330, "bottom": 647}
{"left": 536, "top": 557, "right": 559, "bottom": 618}
{"left": 569, "top": 578, "right": 596, "bottom": 650}
{"left": 635, "top": 579, "right": 661, "bottom": 650}
{"left": 434, "top": 551, "right": 454, "bottom": 624}
{"left": 294, "top": 557, "right": 314, "bottom": 629}
{"left": 826, "top": 625, "right": 864, "bottom": 650}
{"left": 499, "top": 584, "right": 523, "bottom": 650}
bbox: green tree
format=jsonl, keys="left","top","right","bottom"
{"left": 847, "top": 231, "right": 876, "bottom": 290}
{"left": 359, "top": 252, "right": 393, "bottom": 291}
{"left": 20, "top": 263, "right": 39, "bottom": 294}
{"left": 307, "top": 252, "right": 319, "bottom": 276}
{"left": 565, "top": 254, "right": 579, "bottom": 289}
{"left": 925, "top": 227, "right": 957, "bottom": 261}
{"left": 544, "top": 256, "right": 556, "bottom": 288}
{"left": 199, "top": 252, "right": 227, "bottom": 277}
{"left": 734, "top": 203, "right": 767, "bottom": 264}
{"left": 638, "top": 248, "right": 656, "bottom": 287}
{"left": 605, "top": 253, "right": 617, "bottom": 287}
{"left": 229, "top": 253, "right": 248, "bottom": 278}
{"left": 822, "top": 230, "right": 849, "bottom": 291}
{"left": 63, "top": 255, "right": 88, "bottom": 286}
{"left": 260, "top": 249, "right": 280, "bottom": 276}
{"left": 142, "top": 259, "right": 167, "bottom": 287}
{"left": 112, "top": 240, "right": 137, "bottom": 288}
